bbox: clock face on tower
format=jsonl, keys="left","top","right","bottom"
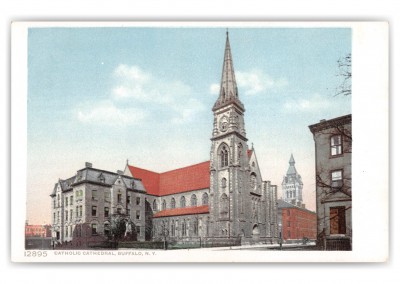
{"left": 219, "top": 116, "right": 228, "bottom": 132}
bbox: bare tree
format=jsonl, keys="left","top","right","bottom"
{"left": 335, "top": 53, "right": 352, "bottom": 96}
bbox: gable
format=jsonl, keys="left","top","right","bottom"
{"left": 321, "top": 190, "right": 352, "bottom": 203}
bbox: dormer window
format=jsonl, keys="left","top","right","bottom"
{"left": 98, "top": 174, "right": 105, "bottom": 183}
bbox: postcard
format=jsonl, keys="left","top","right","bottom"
{"left": 11, "top": 21, "right": 389, "bottom": 262}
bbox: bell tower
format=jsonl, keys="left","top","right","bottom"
{"left": 209, "top": 32, "right": 251, "bottom": 238}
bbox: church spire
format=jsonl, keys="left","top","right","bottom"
{"left": 213, "top": 31, "right": 244, "bottom": 112}
{"left": 287, "top": 154, "right": 298, "bottom": 175}
{"left": 289, "top": 153, "right": 295, "bottom": 165}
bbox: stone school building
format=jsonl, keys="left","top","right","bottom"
{"left": 50, "top": 33, "right": 279, "bottom": 247}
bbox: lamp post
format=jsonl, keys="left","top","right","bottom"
{"left": 278, "top": 222, "right": 282, "bottom": 250}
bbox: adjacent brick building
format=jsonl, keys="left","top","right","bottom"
{"left": 277, "top": 199, "right": 317, "bottom": 241}
{"left": 25, "top": 223, "right": 52, "bottom": 238}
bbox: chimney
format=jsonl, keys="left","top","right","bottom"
{"left": 117, "top": 170, "right": 124, "bottom": 175}
{"left": 297, "top": 201, "right": 302, "bottom": 207}
{"left": 85, "top": 162, "right": 92, "bottom": 168}
{"left": 302, "top": 204, "right": 306, "bottom": 209}
{"left": 320, "top": 119, "right": 326, "bottom": 123}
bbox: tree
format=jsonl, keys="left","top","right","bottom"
{"left": 110, "top": 214, "right": 137, "bottom": 241}
{"left": 335, "top": 53, "right": 352, "bottom": 96}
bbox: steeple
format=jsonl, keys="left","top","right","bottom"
{"left": 213, "top": 31, "right": 244, "bottom": 112}
{"left": 287, "top": 154, "right": 298, "bottom": 175}
{"left": 289, "top": 154, "right": 295, "bottom": 165}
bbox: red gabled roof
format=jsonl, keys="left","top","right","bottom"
{"left": 153, "top": 205, "right": 209, "bottom": 218}
{"left": 128, "top": 161, "right": 210, "bottom": 196}
{"left": 127, "top": 166, "right": 160, "bottom": 195}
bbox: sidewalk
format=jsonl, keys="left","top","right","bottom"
{"left": 189, "top": 241, "right": 316, "bottom": 251}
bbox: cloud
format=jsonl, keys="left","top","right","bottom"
{"left": 209, "top": 69, "right": 288, "bottom": 97}
{"left": 77, "top": 101, "right": 148, "bottom": 125}
{"left": 77, "top": 64, "right": 205, "bottom": 126}
{"left": 236, "top": 69, "right": 288, "bottom": 96}
{"left": 283, "top": 93, "right": 330, "bottom": 112}
{"left": 209, "top": 83, "right": 220, "bottom": 95}
{"left": 111, "top": 64, "right": 204, "bottom": 123}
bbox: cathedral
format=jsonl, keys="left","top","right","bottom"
{"left": 50, "top": 32, "right": 278, "bottom": 247}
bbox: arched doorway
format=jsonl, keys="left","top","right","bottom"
{"left": 252, "top": 224, "right": 260, "bottom": 236}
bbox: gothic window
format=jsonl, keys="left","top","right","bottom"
{"left": 238, "top": 144, "right": 243, "bottom": 162}
{"left": 202, "top": 193, "right": 209, "bottom": 205}
{"left": 193, "top": 219, "right": 198, "bottom": 236}
{"left": 250, "top": 173, "right": 257, "bottom": 189}
{"left": 162, "top": 199, "right": 167, "bottom": 210}
{"left": 331, "top": 135, "right": 343, "bottom": 156}
{"left": 117, "top": 193, "right": 122, "bottom": 203}
{"left": 171, "top": 198, "right": 176, "bottom": 209}
{"left": 221, "top": 178, "right": 227, "bottom": 189}
{"left": 171, "top": 221, "right": 175, "bottom": 237}
{"left": 220, "top": 145, "right": 229, "bottom": 168}
{"left": 220, "top": 193, "right": 229, "bottom": 218}
{"left": 153, "top": 200, "right": 158, "bottom": 211}
{"left": 180, "top": 196, "right": 186, "bottom": 208}
{"left": 182, "top": 221, "right": 187, "bottom": 237}
{"left": 191, "top": 194, "right": 197, "bottom": 207}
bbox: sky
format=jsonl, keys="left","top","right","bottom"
{"left": 27, "top": 26, "right": 351, "bottom": 224}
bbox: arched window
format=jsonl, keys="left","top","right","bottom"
{"left": 220, "top": 193, "right": 229, "bottom": 218}
{"left": 153, "top": 200, "right": 158, "bottom": 211}
{"left": 238, "top": 144, "right": 243, "bottom": 163}
{"left": 181, "top": 221, "right": 187, "bottom": 237}
{"left": 220, "top": 145, "right": 229, "bottom": 168}
{"left": 221, "top": 178, "right": 227, "bottom": 188}
{"left": 202, "top": 193, "right": 209, "bottom": 205}
{"left": 180, "top": 196, "right": 186, "bottom": 208}
{"left": 171, "top": 198, "right": 176, "bottom": 209}
{"left": 250, "top": 173, "right": 257, "bottom": 189}
{"left": 191, "top": 194, "right": 197, "bottom": 206}
{"left": 193, "top": 219, "right": 198, "bottom": 236}
{"left": 162, "top": 199, "right": 166, "bottom": 210}
{"left": 170, "top": 221, "right": 175, "bottom": 237}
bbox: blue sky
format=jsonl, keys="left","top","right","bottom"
{"left": 27, "top": 27, "right": 351, "bottom": 224}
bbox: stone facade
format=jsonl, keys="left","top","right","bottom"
{"left": 309, "top": 114, "right": 352, "bottom": 250}
{"left": 50, "top": 164, "right": 148, "bottom": 247}
{"left": 50, "top": 32, "right": 279, "bottom": 247}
